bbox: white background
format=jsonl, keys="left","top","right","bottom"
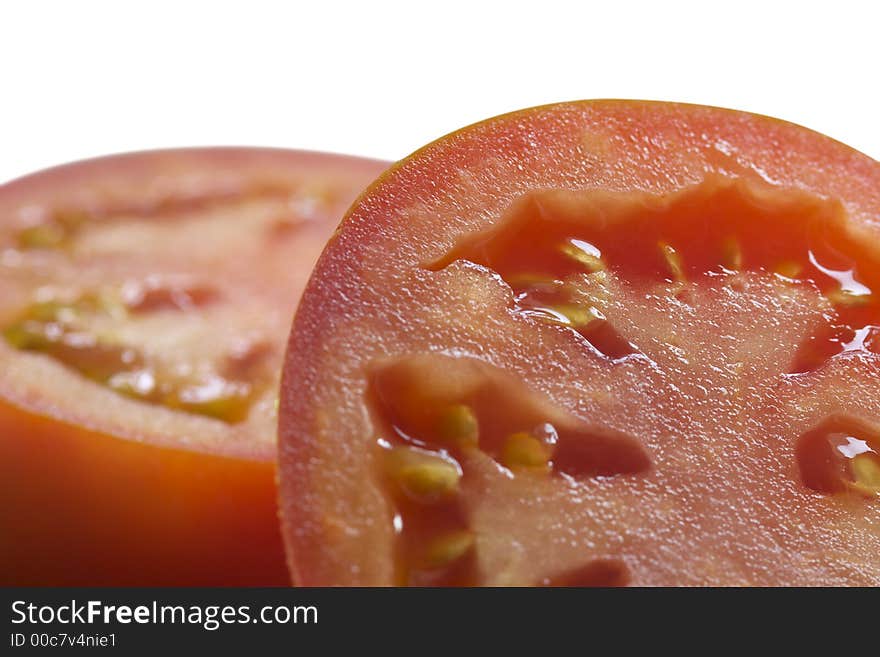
{"left": 2, "top": 0, "right": 877, "bottom": 183}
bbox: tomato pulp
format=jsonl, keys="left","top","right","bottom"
{"left": 0, "top": 148, "right": 388, "bottom": 585}
{"left": 279, "top": 102, "right": 880, "bottom": 586}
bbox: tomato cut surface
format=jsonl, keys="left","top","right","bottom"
{"left": 278, "top": 101, "right": 880, "bottom": 586}
{"left": 0, "top": 148, "right": 388, "bottom": 585}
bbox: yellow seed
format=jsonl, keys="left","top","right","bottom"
{"left": 557, "top": 304, "right": 602, "bottom": 328}
{"left": 773, "top": 261, "right": 803, "bottom": 279}
{"left": 15, "top": 327, "right": 141, "bottom": 383}
{"left": 23, "top": 300, "right": 69, "bottom": 323}
{"left": 658, "top": 242, "right": 685, "bottom": 282}
{"left": 423, "top": 530, "right": 475, "bottom": 568}
{"left": 560, "top": 241, "right": 605, "bottom": 273}
{"left": 398, "top": 463, "right": 461, "bottom": 502}
{"left": 2, "top": 322, "right": 51, "bottom": 350}
{"left": 178, "top": 394, "right": 252, "bottom": 423}
{"left": 437, "top": 404, "right": 479, "bottom": 447}
{"left": 851, "top": 454, "right": 880, "bottom": 493}
{"left": 825, "top": 289, "right": 872, "bottom": 308}
{"left": 174, "top": 379, "right": 254, "bottom": 424}
{"left": 16, "top": 224, "right": 67, "bottom": 250}
{"left": 387, "top": 446, "right": 461, "bottom": 503}
{"left": 721, "top": 237, "right": 743, "bottom": 271}
{"left": 3, "top": 299, "right": 92, "bottom": 352}
{"left": 27, "top": 296, "right": 115, "bottom": 324}
{"left": 501, "top": 432, "right": 552, "bottom": 471}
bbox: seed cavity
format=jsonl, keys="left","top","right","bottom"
{"left": 539, "top": 558, "right": 630, "bottom": 587}
{"left": 426, "top": 176, "right": 880, "bottom": 375}
{"left": 369, "top": 353, "right": 650, "bottom": 481}
{"left": 790, "top": 323, "right": 880, "bottom": 374}
{"left": 2, "top": 291, "right": 259, "bottom": 423}
{"left": 796, "top": 414, "right": 880, "bottom": 496}
{"left": 368, "top": 353, "right": 651, "bottom": 586}
{"left": 2, "top": 298, "right": 141, "bottom": 383}
{"left": 375, "top": 440, "right": 476, "bottom": 586}
{"left": 14, "top": 209, "right": 89, "bottom": 251}
{"left": 515, "top": 286, "right": 638, "bottom": 361}
{"left": 4, "top": 320, "right": 142, "bottom": 383}
{"left": 552, "top": 423, "right": 651, "bottom": 478}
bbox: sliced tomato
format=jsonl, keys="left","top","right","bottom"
{"left": 278, "top": 102, "right": 880, "bottom": 586}
{"left": 0, "top": 148, "right": 387, "bottom": 585}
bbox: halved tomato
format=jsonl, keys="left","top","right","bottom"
{"left": 0, "top": 148, "right": 388, "bottom": 585}
{"left": 278, "top": 101, "right": 880, "bottom": 586}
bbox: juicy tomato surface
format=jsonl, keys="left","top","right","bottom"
{"left": 0, "top": 148, "right": 388, "bottom": 585}
{"left": 279, "top": 101, "right": 880, "bottom": 586}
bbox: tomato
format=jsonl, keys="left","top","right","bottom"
{"left": 0, "top": 148, "right": 388, "bottom": 585}
{"left": 278, "top": 101, "right": 880, "bottom": 586}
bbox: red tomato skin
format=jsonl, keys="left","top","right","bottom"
{"left": 0, "top": 399, "right": 286, "bottom": 586}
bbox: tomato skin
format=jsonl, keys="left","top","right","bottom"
{"left": 0, "top": 399, "right": 285, "bottom": 585}
{"left": 0, "top": 148, "right": 388, "bottom": 585}
{"left": 278, "top": 101, "right": 880, "bottom": 586}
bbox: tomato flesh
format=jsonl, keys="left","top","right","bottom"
{"left": 279, "top": 101, "right": 880, "bottom": 586}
